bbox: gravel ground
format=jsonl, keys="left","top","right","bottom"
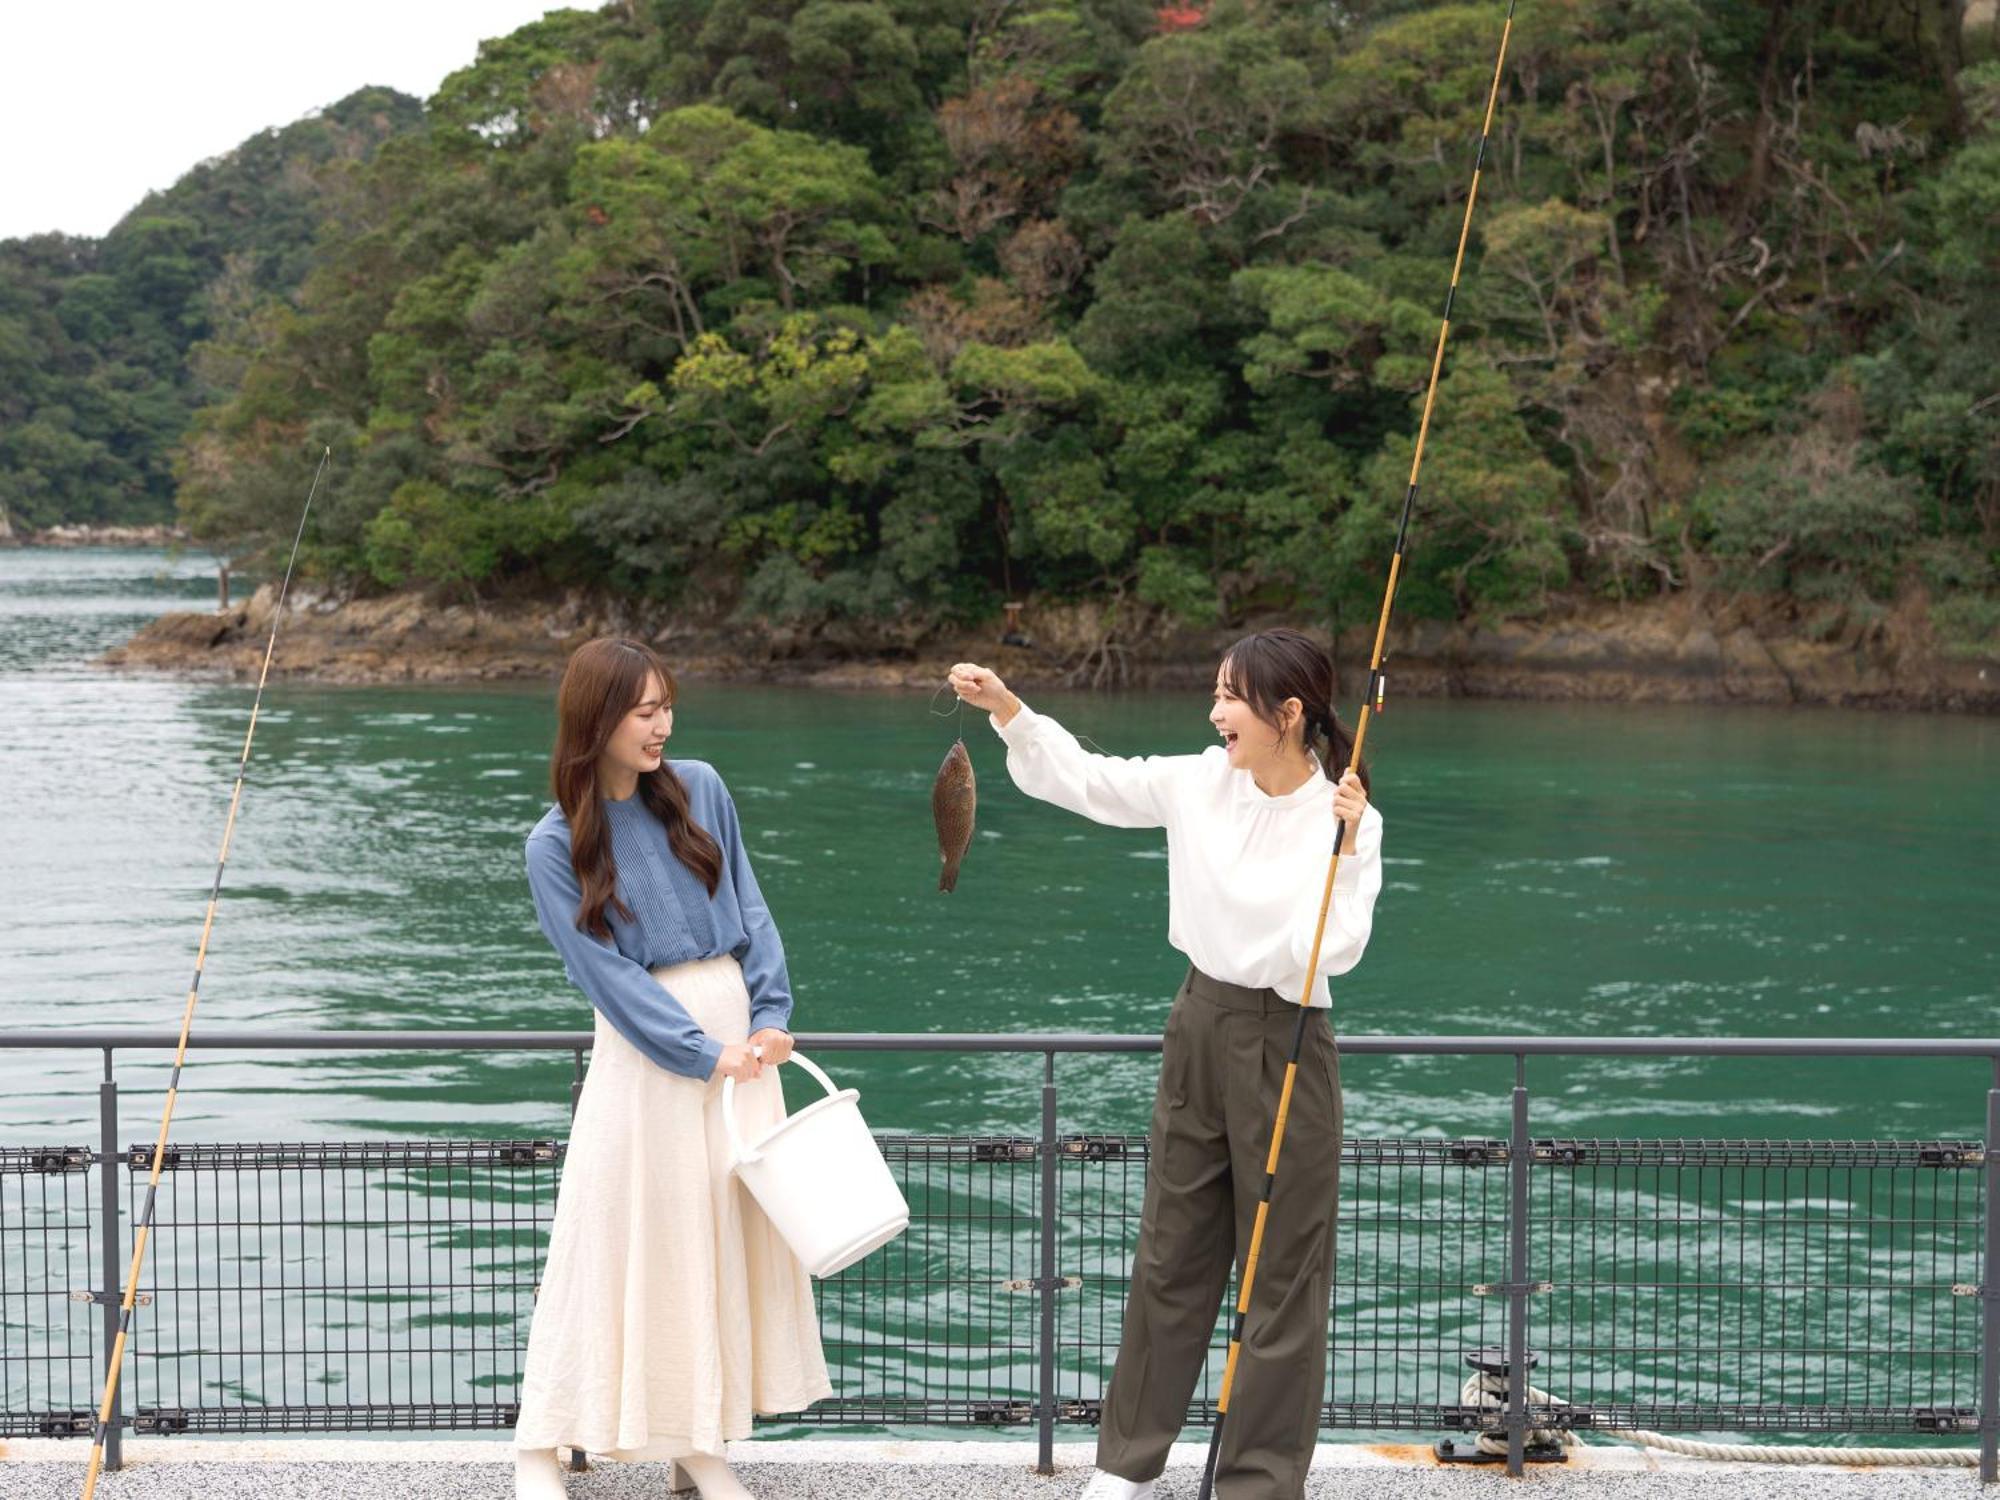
{"left": 1, "top": 1437, "right": 1982, "bottom": 1498}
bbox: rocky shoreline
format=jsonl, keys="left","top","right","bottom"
{"left": 1, "top": 522, "right": 189, "bottom": 548}
{"left": 96, "top": 584, "right": 1999, "bottom": 712}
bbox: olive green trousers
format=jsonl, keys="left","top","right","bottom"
{"left": 1095, "top": 966, "right": 1343, "bottom": 1500}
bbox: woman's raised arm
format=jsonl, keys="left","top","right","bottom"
{"left": 950, "top": 662, "right": 1186, "bottom": 831}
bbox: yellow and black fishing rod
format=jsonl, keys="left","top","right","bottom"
{"left": 80, "top": 450, "right": 329, "bottom": 1500}
{"left": 1195, "top": 7, "right": 1518, "bottom": 1496}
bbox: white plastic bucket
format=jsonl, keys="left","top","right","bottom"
{"left": 722, "top": 1051, "right": 910, "bottom": 1278}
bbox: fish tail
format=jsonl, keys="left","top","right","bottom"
{"left": 939, "top": 858, "right": 960, "bottom": 894}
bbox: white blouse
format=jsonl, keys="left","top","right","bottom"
{"left": 991, "top": 703, "right": 1384, "bottom": 1007}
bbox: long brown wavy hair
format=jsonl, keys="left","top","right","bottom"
{"left": 1219, "top": 627, "right": 1370, "bottom": 793}
{"left": 550, "top": 637, "right": 723, "bottom": 939}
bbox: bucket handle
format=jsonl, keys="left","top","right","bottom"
{"left": 722, "top": 1049, "right": 840, "bottom": 1168}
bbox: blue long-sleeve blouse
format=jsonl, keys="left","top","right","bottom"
{"left": 523, "top": 759, "right": 794, "bottom": 1080}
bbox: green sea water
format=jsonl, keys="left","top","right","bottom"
{"left": 2, "top": 547, "right": 1996, "bottom": 1150}
{"left": 5, "top": 546, "right": 1999, "bottom": 1440}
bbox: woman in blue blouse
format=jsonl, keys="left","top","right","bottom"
{"left": 513, "top": 638, "right": 829, "bottom": 1500}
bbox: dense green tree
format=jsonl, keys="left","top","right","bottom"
{"left": 8, "top": 0, "right": 1993, "bottom": 661}
{"left": 0, "top": 89, "right": 421, "bottom": 531}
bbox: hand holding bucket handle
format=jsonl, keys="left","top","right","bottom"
{"left": 722, "top": 1049, "right": 841, "bottom": 1167}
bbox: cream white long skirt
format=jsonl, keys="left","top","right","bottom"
{"left": 514, "top": 954, "right": 831, "bottom": 1459}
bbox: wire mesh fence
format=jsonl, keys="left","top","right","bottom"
{"left": 1522, "top": 1138, "right": 1987, "bottom": 1437}
{"left": 1, "top": 1035, "right": 1994, "bottom": 1480}
{"left": 125, "top": 1140, "right": 559, "bottom": 1434}
{"left": 1052, "top": 1134, "right": 1518, "bottom": 1431}
{"left": 800, "top": 1135, "right": 1041, "bottom": 1427}
{"left": 0, "top": 1146, "right": 100, "bottom": 1437}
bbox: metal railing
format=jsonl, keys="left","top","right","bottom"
{"left": 3, "top": 1029, "right": 1996, "bottom": 1483}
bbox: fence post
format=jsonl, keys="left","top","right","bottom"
{"left": 1038, "top": 1050, "right": 1058, "bottom": 1476}
{"left": 1981, "top": 1067, "right": 1998, "bottom": 1485}
{"left": 1505, "top": 1054, "right": 1529, "bottom": 1479}
{"left": 97, "top": 1048, "right": 122, "bottom": 1473}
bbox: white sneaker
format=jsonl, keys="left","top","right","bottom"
{"left": 514, "top": 1447, "right": 568, "bottom": 1499}
{"left": 1081, "top": 1472, "right": 1157, "bottom": 1500}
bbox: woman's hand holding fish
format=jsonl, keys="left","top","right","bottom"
{"left": 949, "top": 663, "right": 1021, "bottom": 726}
{"left": 714, "top": 1042, "right": 764, "bottom": 1083}
{"left": 1333, "top": 768, "right": 1366, "bottom": 855}
{"left": 749, "top": 1028, "right": 794, "bottom": 1066}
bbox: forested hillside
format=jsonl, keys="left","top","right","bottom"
{"left": 0, "top": 87, "right": 422, "bottom": 529}
{"left": 18, "top": 2, "right": 2000, "bottom": 656}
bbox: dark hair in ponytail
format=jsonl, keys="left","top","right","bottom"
{"left": 1217, "top": 628, "right": 1369, "bottom": 793}
{"left": 550, "top": 637, "right": 723, "bottom": 939}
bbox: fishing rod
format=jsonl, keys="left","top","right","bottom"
{"left": 80, "top": 449, "right": 329, "bottom": 1500}
{"left": 1195, "top": 6, "right": 1518, "bottom": 1496}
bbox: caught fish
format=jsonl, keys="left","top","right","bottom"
{"left": 932, "top": 738, "right": 977, "bottom": 893}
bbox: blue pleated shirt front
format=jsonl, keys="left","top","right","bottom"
{"left": 523, "top": 759, "right": 793, "bottom": 1080}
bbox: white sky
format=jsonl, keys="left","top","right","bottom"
{"left": 0, "top": 1, "right": 567, "bottom": 241}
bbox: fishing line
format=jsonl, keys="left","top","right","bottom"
{"left": 933, "top": 674, "right": 1125, "bottom": 756}
{"left": 1195, "top": 6, "right": 1519, "bottom": 1495}
{"left": 80, "top": 449, "right": 330, "bottom": 1500}
{"left": 925, "top": 679, "right": 967, "bottom": 739}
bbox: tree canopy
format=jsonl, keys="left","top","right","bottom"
{"left": 0, "top": 88, "right": 423, "bottom": 530}
{"left": 7, "top": 2, "right": 1997, "bottom": 656}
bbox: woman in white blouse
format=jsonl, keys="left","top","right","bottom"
{"left": 950, "top": 628, "right": 1381, "bottom": 1500}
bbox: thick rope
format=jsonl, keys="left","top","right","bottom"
{"left": 1459, "top": 1371, "right": 1980, "bottom": 1467}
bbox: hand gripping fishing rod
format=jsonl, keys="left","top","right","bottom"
{"left": 1195, "top": 8, "right": 1518, "bottom": 1496}
{"left": 80, "top": 449, "right": 329, "bottom": 1500}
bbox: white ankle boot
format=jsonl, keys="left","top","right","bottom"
{"left": 515, "top": 1446, "right": 569, "bottom": 1499}
{"left": 674, "top": 1451, "right": 755, "bottom": 1499}
{"left": 1081, "top": 1473, "right": 1156, "bottom": 1500}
